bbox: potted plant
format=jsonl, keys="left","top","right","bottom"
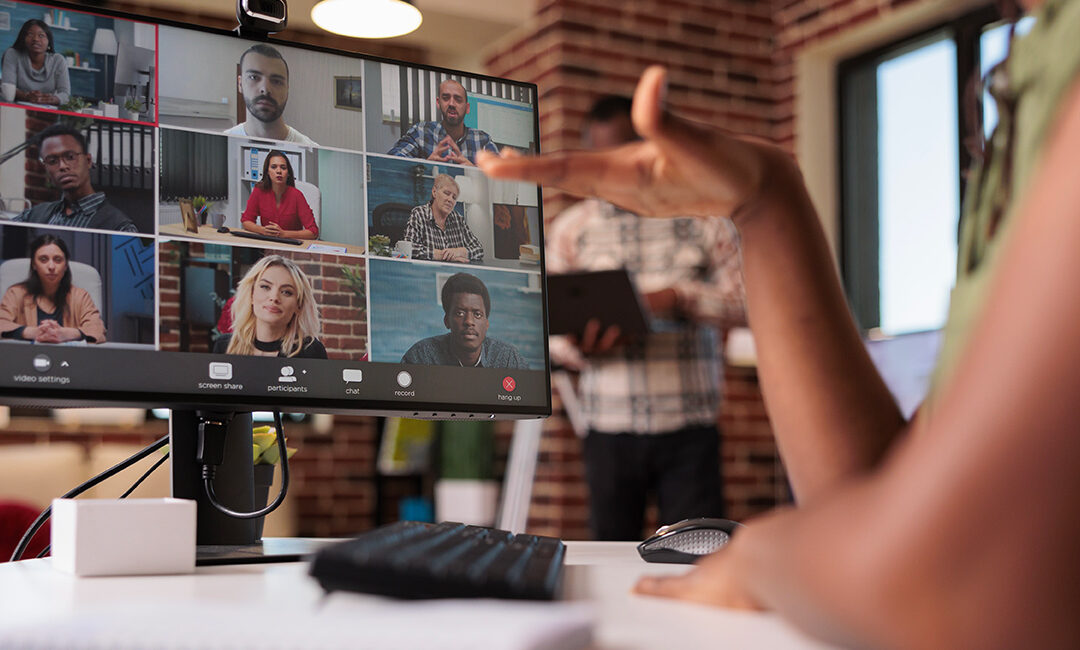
{"left": 60, "top": 96, "right": 89, "bottom": 113}
{"left": 368, "top": 234, "right": 391, "bottom": 257}
{"left": 122, "top": 97, "right": 144, "bottom": 120}
{"left": 61, "top": 49, "right": 76, "bottom": 66}
{"left": 252, "top": 425, "right": 296, "bottom": 538}
{"left": 434, "top": 421, "right": 499, "bottom": 526}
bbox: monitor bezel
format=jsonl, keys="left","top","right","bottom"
{"left": 0, "top": 0, "right": 551, "bottom": 419}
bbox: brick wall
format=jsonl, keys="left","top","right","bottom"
{"left": 480, "top": 0, "right": 944, "bottom": 537}
{"left": 771, "top": 0, "right": 937, "bottom": 156}
{"left": 2, "top": 0, "right": 943, "bottom": 541}
{"left": 19, "top": 111, "right": 60, "bottom": 205}
{"left": 484, "top": 0, "right": 776, "bottom": 219}
{"left": 482, "top": 0, "right": 783, "bottom": 539}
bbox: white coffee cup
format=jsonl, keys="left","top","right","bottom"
{"left": 394, "top": 240, "right": 413, "bottom": 259}
{"left": 1, "top": 83, "right": 15, "bottom": 103}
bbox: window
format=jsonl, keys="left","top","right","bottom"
{"left": 838, "top": 6, "right": 1029, "bottom": 335}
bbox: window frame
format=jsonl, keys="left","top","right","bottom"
{"left": 836, "top": 5, "right": 1003, "bottom": 333}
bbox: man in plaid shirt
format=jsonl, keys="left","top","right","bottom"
{"left": 548, "top": 96, "right": 746, "bottom": 541}
{"left": 403, "top": 174, "right": 484, "bottom": 264}
{"left": 387, "top": 79, "right": 499, "bottom": 166}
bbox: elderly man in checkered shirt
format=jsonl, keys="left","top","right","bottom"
{"left": 548, "top": 96, "right": 747, "bottom": 541}
{"left": 387, "top": 79, "right": 499, "bottom": 166}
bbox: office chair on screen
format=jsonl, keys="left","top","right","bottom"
{"left": 0, "top": 259, "right": 105, "bottom": 318}
{"left": 371, "top": 202, "right": 412, "bottom": 246}
{"left": 294, "top": 180, "right": 321, "bottom": 233}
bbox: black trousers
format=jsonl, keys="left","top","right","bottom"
{"left": 582, "top": 425, "right": 725, "bottom": 541}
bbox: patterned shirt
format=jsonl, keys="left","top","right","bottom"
{"left": 387, "top": 121, "right": 499, "bottom": 164}
{"left": 15, "top": 192, "right": 138, "bottom": 233}
{"left": 403, "top": 204, "right": 484, "bottom": 264}
{"left": 547, "top": 199, "right": 746, "bottom": 434}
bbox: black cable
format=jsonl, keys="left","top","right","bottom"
{"left": 10, "top": 434, "right": 170, "bottom": 563}
{"left": 120, "top": 452, "right": 170, "bottom": 499}
{"left": 202, "top": 411, "right": 290, "bottom": 519}
{"left": 33, "top": 451, "right": 171, "bottom": 560}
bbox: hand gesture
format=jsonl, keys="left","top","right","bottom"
{"left": 428, "top": 136, "right": 456, "bottom": 162}
{"left": 34, "top": 319, "right": 64, "bottom": 343}
{"left": 570, "top": 318, "right": 622, "bottom": 357}
{"left": 478, "top": 66, "right": 793, "bottom": 220}
{"left": 263, "top": 222, "right": 283, "bottom": 237}
{"left": 446, "top": 247, "right": 469, "bottom": 263}
{"left": 444, "top": 140, "right": 472, "bottom": 166}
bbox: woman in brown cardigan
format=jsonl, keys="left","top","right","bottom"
{"left": 0, "top": 234, "right": 105, "bottom": 344}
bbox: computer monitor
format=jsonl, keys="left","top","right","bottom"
{"left": 0, "top": 0, "right": 549, "bottom": 553}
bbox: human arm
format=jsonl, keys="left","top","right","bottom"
{"left": 1, "top": 49, "right": 18, "bottom": 100}
{"left": 402, "top": 207, "right": 433, "bottom": 260}
{"left": 49, "top": 54, "right": 69, "bottom": 104}
{"left": 480, "top": 66, "right": 902, "bottom": 500}
{"left": 0, "top": 286, "right": 27, "bottom": 338}
{"left": 630, "top": 71, "right": 1080, "bottom": 647}
{"left": 241, "top": 189, "right": 289, "bottom": 237}
{"left": 438, "top": 137, "right": 477, "bottom": 167}
{"left": 544, "top": 203, "right": 624, "bottom": 366}
{"left": 240, "top": 189, "right": 265, "bottom": 233}
{"left": 66, "top": 288, "right": 105, "bottom": 343}
{"left": 19, "top": 56, "right": 66, "bottom": 105}
{"left": 266, "top": 188, "right": 317, "bottom": 239}
{"left": 455, "top": 213, "right": 485, "bottom": 263}
{"left": 31, "top": 318, "right": 83, "bottom": 343}
{"left": 386, "top": 123, "right": 425, "bottom": 159}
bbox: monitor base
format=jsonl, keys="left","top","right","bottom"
{"left": 195, "top": 538, "right": 334, "bottom": 566}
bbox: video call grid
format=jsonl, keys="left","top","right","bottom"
{"left": 0, "top": 0, "right": 545, "bottom": 375}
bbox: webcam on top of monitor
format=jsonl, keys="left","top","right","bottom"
{"left": 236, "top": 0, "right": 288, "bottom": 35}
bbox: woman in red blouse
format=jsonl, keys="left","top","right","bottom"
{"left": 241, "top": 150, "right": 318, "bottom": 240}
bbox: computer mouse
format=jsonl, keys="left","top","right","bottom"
{"left": 217, "top": 225, "right": 230, "bottom": 233}
{"left": 637, "top": 517, "right": 744, "bottom": 564}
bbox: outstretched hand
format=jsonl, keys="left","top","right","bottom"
{"left": 478, "top": 66, "right": 788, "bottom": 219}
{"left": 633, "top": 545, "right": 765, "bottom": 610}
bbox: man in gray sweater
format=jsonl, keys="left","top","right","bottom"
{"left": 402, "top": 272, "right": 528, "bottom": 369}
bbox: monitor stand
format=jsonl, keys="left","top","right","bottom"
{"left": 170, "top": 410, "right": 324, "bottom": 565}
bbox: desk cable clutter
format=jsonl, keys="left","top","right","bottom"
{"left": 10, "top": 410, "right": 292, "bottom": 576}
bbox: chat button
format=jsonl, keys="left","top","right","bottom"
{"left": 342, "top": 369, "right": 363, "bottom": 384}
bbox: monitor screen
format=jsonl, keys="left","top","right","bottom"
{"left": 0, "top": 0, "right": 549, "bottom": 419}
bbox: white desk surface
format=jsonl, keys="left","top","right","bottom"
{"left": 0, "top": 540, "right": 830, "bottom": 649}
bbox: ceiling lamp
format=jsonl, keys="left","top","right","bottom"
{"left": 311, "top": 0, "right": 423, "bottom": 39}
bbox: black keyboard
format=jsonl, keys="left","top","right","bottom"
{"left": 229, "top": 230, "right": 303, "bottom": 245}
{"left": 309, "top": 521, "right": 566, "bottom": 600}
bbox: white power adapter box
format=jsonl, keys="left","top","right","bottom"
{"left": 51, "top": 498, "right": 196, "bottom": 576}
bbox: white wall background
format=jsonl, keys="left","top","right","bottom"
{"left": 316, "top": 149, "right": 365, "bottom": 247}
{"left": 157, "top": 26, "right": 365, "bottom": 152}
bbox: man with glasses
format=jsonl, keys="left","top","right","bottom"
{"left": 14, "top": 124, "right": 137, "bottom": 233}
{"left": 401, "top": 272, "right": 528, "bottom": 368}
